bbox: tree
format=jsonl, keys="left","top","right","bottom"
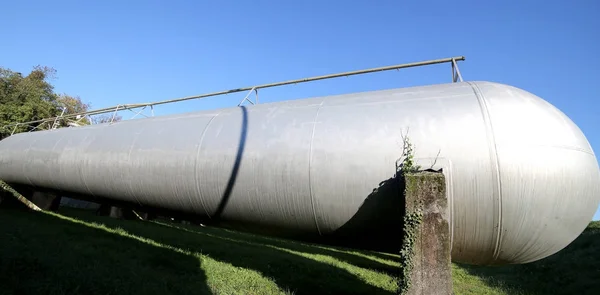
{"left": 0, "top": 66, "right": 62, "bottom": 139}
{"left": 43, "top": 91, "right": 123, "bottom": 127}
{"left": 90, "top": 113, "right": 123, "bottom": 125}
{"left": 0, "top": 65, "right": 113, "bottom": 139}
{"left": 54, "top": 94, "right": 92, "bottom": 127}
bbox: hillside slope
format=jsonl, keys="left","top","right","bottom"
{"left": 0, "top": 207, "right": 597, "bottom": 294}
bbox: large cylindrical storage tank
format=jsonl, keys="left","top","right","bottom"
{"left": 0, "top": 81, "right": 598, "bottom": 265}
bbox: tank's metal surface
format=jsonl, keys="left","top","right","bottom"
{"left": 0, "top": 81, "right": 598, "bottom": 265}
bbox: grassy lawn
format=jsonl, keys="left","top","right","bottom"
{"left": 0, "top": 207, "right": 598, "bottom": 295}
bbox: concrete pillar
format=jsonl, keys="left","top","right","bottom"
{"left": 31, "top": 191, "right": 61, "bottom": 211}
{"left": 101, "top": 205, "right": 136, "bottom": 220}
{"left": 399, "top": 171, "right": 452, "bottom": 295}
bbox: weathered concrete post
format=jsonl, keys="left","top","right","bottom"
{"left": 398, "top": 171, "right": 452, "bottom": 295}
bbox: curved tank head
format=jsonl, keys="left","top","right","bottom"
{"left": 455, "top": 81, "right": 600, "bottom": 265}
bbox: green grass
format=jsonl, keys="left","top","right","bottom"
{"left": 455, "top": 221, "right": 600, "bottom": 295}
{"left": 0, "top": 207, "right": 598, "bottom": 295}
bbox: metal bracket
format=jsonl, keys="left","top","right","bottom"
{"left": 451, "top": 58, "right": 464, "bottom": 82}
{"left": 128, "top": 105, "right": 151, "bottom": 120}
{"left": 238, "top": 87, "right": 259, "bottom": 106}
{"left": 10, "top": 124, "right": 19, "bottom": 136}
{"left": 51, "top": 107, "right": 67, "bottom": 129}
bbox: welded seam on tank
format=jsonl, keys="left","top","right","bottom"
{"left": 313, "top": 94, "right": 465, "bottom": 109}
{"left": 193, "top": 112, "right": 221, "bottom": 218}
{"left": 22, "top": 137, "right": 38, "bottom": 188}
{"left": 308, "top": 101, "right": 325, "bottom": 236}
{"left": 126, "top": 126, "right": 146, "bottom": 206}
{"left": 78, "top": 133, "right": 98, "bottom": 199}
{"left": 496, "top": 143, "right": 595, "bottom": 156}
{"left": 468, "top": 82, "right": 504, "bottom": 262}
{"left": 48, "top": 134, "right": 66, "bottom": 191}
{"left": 445, "top": 159, "right": 455, "bottom": 253}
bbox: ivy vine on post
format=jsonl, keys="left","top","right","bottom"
{"left": 396, "top": 129, "right": 424, "bottom": 294}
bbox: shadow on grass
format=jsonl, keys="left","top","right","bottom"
{"left": 0, "top": 208, "right": 211, "bottom": 295}
{"left": 459, "top": 222, "right": 600, "bottom": 295}
{"left": 61, "top": 208, "right": 398, "bottom": 295}
{"left": 198, "top": 174, "right": 405, "bottom": 270}
{"left": 158, "top": 221, "right": 401, "bottom": 275}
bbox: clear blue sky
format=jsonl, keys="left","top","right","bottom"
{"left": 2, "top": 1, "right": 599, "bottom": 219}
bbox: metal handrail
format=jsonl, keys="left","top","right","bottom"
{"left": 2, "top": 56, "right": 465, "bottom": 133}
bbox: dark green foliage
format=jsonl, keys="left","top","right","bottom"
{"left": 0, "top": 65, "right": 99, "bottom": 139}
{"left": 54, "top": 94, "right": 92, "bottom": 126}
{"left": 0, "top": 66, "right": 61, "bottom": 138}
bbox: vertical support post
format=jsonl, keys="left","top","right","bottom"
{"left": 51, "top": 107, "right": 67, "bottom": 129}
{"left": 400, "top": 171, "right": 452, "bottom": 295}
{"left": 451, "top": 58, "right": 463, "bottom": 83}
{"left": 31, "top": 191, "right": 62, "bottom": 212}
{"left": 11, "top": 124, "right": 19, "bottom": 135}
{"left": 110, "top": 105, "right": 121, "bottom": 124}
